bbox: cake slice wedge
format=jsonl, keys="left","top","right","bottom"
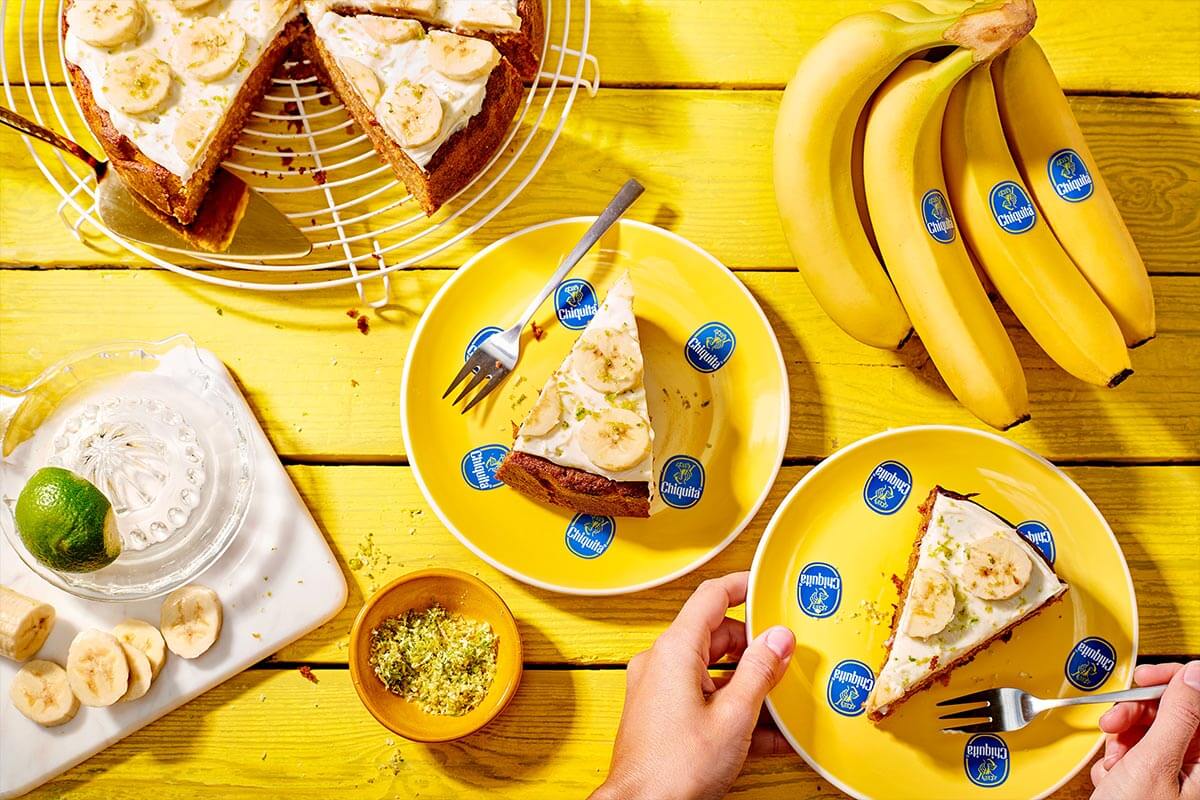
{"left": 864, "top": 487, "right": 1068, "bottom": 722}
{"left": 496, "top": 272, "right": 654, "bottom": 517}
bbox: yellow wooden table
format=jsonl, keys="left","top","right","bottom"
{"left": 1, "top": 1, "right": 1198, "bottom": 797}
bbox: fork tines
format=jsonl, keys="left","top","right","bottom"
{"left": 937, "top": 689, "right": 997, "bottom": 734}
{"left": 442, "top": 349, "right": 508, "bottom": 413}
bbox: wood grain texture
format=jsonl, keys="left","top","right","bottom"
{"left": 2, "top": 269, "right": 1197, "bottom": 462}
{"left": 8, "top": 0, "right": 1200, "bottom": 93}
{"left": 19, "top": 667, "right": 1132, "bottom": 799}
{"left": 1, "top": 90, "right": 1196, "bottom": 274}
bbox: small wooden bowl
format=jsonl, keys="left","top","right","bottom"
{"left": 348, "top": 568, "right": 522, "bottom": 742}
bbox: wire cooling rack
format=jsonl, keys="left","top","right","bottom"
{"left": 0, "top": 0, "right": 597, "bottom": 302}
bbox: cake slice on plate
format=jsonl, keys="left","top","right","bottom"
{"left": 864, "top": 487, "right": 1068, "bottom": 722}
{"left": 496, "top": 272, "right": 654, "bottom": 518}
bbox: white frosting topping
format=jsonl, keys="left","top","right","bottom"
{"left": 309, "top": 8, "right": 494, "bottom": 169}
{"left": 64, "top": 0, "right": 299, "bottom": 179}
{"left": 360, "top": 0, "right": 521, "bottom": 33}
{"left": 869, "top": 492, "right": 1067, "bottom": 713}
{"left": 514, "top": 273, "right": 655, "bottom": 484}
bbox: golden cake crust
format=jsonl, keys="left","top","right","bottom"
{"left": 495, "top": 450, "right": 651, "bottom": 518}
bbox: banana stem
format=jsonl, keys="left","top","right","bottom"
{"left": 944, "top": 0, "right": 1037, "bottom": 61}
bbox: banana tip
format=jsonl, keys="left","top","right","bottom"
{"left": 1128, "top": 335, "right": 1156, "bottom": 349}
{"left": 1107, "top": 368, "right": 1134, "bottom": 389}
{"left": 1000, "top": 413, "right": 1032, "bottom": 432}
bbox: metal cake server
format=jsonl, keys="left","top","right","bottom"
{"left": 0, "top": 106, "right": 311, "bottom": 259}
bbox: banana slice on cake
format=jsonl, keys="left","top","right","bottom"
{"left": 573, "top": 329, "right": 643, "bottom": 393}
{"left": 172, "top": 109, "right": 217, "bottom": 162}
{"left": 903, "top": 568, "right": 956, "bottom": 638}
{"left": 171, "top": 0, "right": 213, "bottom": 10}
{"left": 427, "top": 30, "right": 500, "bottom": 82}
{"left": 580, "top": 408, "right": 651, "bottom": 472}
{"left": 961, "top": 536, "right": 1032, "bottom": 600}
{"left": 172, "top": 17, "right": 247, "bottom": 83}
{"left": 521, "top": 382, "right": 562, "bottom": 437}
{"left": 338, "top": 57, "right": 382, "bottom": 110}
{"left": 9, "top": 660, "right": 79, "bottom": 727}
{"left": 103, "top": 51, "right": 171, "bottom": 115}
{"left": 360, "top": 16, "right": 424, "bottom": 44}
{"left": 113, "top": 618, "right": 167, "bottom": 678}
{"left": 0, "top": 586, "right": 55, "bottom": 662}
{"left": 457, "top": 5, "right": 520, "bottom": 31}
{"left": 377, "top": 81, "right": 443, "bottom": 147}
{"left": 66, "top": 0, "right": 145, "bottom": 48}
{"left": 160, "top": 584, "right": 222, "bottom": 659}
{"left": 67, "top": 629, "right": 129, "bottom": 707}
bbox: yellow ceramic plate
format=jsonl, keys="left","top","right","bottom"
{"left": 748, "top": 426, "right": 1136, "bottom": 799}
{"left": 402, "top": 219, "right": 788, "bottom": 595}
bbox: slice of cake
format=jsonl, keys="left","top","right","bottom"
{"left": 63, "top": 0, "right": 306, "bottom": 224}
{"left": 496, "top": 272, "right": 654, "bottom": 517}
{"left": 303, "top": 5, "right": 523, "bottom": 213}
{"left": 864, "top": 487, "right": 1068, "bottom": 722}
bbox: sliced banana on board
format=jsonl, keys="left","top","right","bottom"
{"left": 172, "top": 17, "right": 246, "bottom": 83}
{"left": 903, "top": 568, "right": 956, "bottom": 638}
{"left": 338, "top": 57, "right": 382, "bottom": 110}
{"left": 66, "top": 0, "right": 145, "bottom": 48}
{"left": 0, "top": 585, "right": 55, "bottom": 662}
{"left": 360, "top": 15, "right": 424, "bottom": 44}
{"left": 580, "top": 408, "right": 651, "bottom": 472}
{"left": 172, "top": 109, "right": 217, "bottom": 162}
{"left": 961, "top": 535, "right": 1033, "bottom": 600}
{"left": 160, "top": 584, "right": 222, "bottom": 659}
{"left": 114, "top": 618, "right": 167, "bottom": 678}
{"left": 521, "top": 381, "right": 562, "bottom": 437}
{"left": 9, "top": 660, "right": 79, "bottom": 727}
{"left": 103, "top": 50, "right": 172, "bottom": 115}
{"left": 117, "top": 640, "right": 153, "bottom": 702}
{"left": 67, "top": 629, "right": 129, "bottom": 707}
{"left": 427, "top": 30, "right": 500, "bottom": 81}
{"left": 377, "top": 81, "right": 443, "bottom": 148}
{"left": 573, "top": 328, "right": 643, "bottom": 394}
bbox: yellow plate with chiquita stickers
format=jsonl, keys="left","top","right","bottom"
{"left": 401, "top": 219, "right": 789, "bottom": 595}
{"left": 747, "top": 425, "right": 1137, "bottom": 800}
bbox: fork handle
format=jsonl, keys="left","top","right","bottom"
{"left": 513, "top": 178, "right": 645, "bottom": 331}
{"left": 1043, "top": 684, "right": 1167, "bottom": 710}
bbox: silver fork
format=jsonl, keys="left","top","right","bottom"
{"left": 443, "top": 178, "right": 645, "bottom": 413}
{"left": 938, "top": 683, "right": 1167, "bottom": 734}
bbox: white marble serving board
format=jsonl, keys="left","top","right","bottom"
{"left": 0, "top": 346, "right": 347, "bottom": 799}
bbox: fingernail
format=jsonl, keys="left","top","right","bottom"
{"left": 765, "top": 626, "right": 795, "bottom": 660}
{"left": 1184, "top": 661, "right": 1200, "bottom": 691}
{"left": 1102, "top": 737, "right": 1118, "bottom": 769}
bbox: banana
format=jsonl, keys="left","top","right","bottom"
{"left": 160, "top": 584, "right": 222, "bottom": 659}
{"left": 117, "top": 640, "right": 153, "bottom": 702}
{"left": 360, "top": 15, "right": 424, "bottom": 44}
{"left": 172, "top": 17, "right": 246, "bottom": 83}
{"left": 66, "top": 0, "right": 144, "bottom": 47}
{"left": 579, "top": 409, "right": 652, "bottom": 472}
{"left": 903, "top": 568, "right": 956, "bottom": 638}
{"left": 338, "top": 57, "right": 382, "bottom": 109}
{"left": 456, "top": 5, "right": 520, "bottom": 31}
{"left": 864, "top": 52, "right": 1029, "bottom": 430}
{"left": 426, "top": 30, "right": 501, "bottom": 81}
{"left": 373, "top": 0, "right": 435, "bottom": 13}
{"left": 103, "top": 51, "right": 171, "bottom": 115}
{"left": 992, "top": 38, "right": 1155, "bottom": 347}
{"left": 0, "top": 586, "right": 55, "bottom": 662}
{"left": 521, "top": 380, "right": 561, "bottom": 437}
{"left": 942, "top": 67, "right": 1132, "bottom": 387}
{"left": 961, "top": 535, "right": 1032, "bottom": 599}
{"left": 172, "top": 109, "right": 217, "bottom": 162}
{"left": 573, "top": 329, "right": 643, "bottom": 394}
{"left": 113, "top": 618, "right": 167, "bottom": 678}
{"left": 67, "top": 629, "right": 129, "bottom": 707}
{"left": 773, "top": 0, "right": 1035, "bottom": 349}
{"left": 9, "top": 660, "right": 79, "bottom": 727}
{"left": 377, "top": 81, "right": 443, "bottom": 147}
{"left": 171, "top": 0, "right": 213, "bottom": 10}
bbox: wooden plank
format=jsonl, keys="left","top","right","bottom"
{"left": 272, "top": 463, "right": 1199, "bottom": 665}
{"left": 22, "top": 667, "right": 1126, "bottom": 799}
{"left": 8, "top": 0, "right": 1199, "bottom": 93}
{"left": 1, "top": 89, "right": 1197, "bottom": 274}
{"left": 1, "top": 269, "right": 1197, "bottom": 462}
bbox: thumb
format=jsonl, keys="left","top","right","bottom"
{"left": 719, "top": 626, "right": 795, "bottom": 717}
{"left": 1131, "top": 660, "right": 1200, "bottom": 775}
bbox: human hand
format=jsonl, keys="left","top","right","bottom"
{"left": 590, "top": 572, "right": 796, "bottom": 800}
{"left": 1090, "top": 661, "right": 1200, "bottom": 800}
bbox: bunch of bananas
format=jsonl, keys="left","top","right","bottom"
{"left": 773, "top": 0, "right": 1155, "bottom": 429}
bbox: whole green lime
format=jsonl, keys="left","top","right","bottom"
{"left": 15, "top": 467, "right": 121, "bottom": 573}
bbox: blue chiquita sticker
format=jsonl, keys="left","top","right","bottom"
{"left": 922, "top": 189, "right": 956, "bottom": 243}
{"left": 989, "top": 180, "right": 1037, "bottom": 234}
{"left": 564, "top": 514, "right": 615, "bottom": 559}
{"left": 796, "top": 562, "right": 842, "bottom": 619}
{"left": 1047, "top": 148, "right": 1094, "bottom": 203}
{"left": 1017, "top": 520, "right": 1056, "bottom": 564}
{"left": 1065, "top": 637, "right": 1117, "bottom": 691}
{"left": 464, "top": 326, "right": 502, "bottom": 359}
{"left": 964, "top": 734, "right": 1011, "bottom": 787}
{"left": 554, "top": 278, "right": 598, "bottom": 330}
{"left": 460, "top": 444, "right": 508, "bottom": 490}
{"left": 684, "top": 322, "right": 736, "bottom": 373}
{"left": 658, "top": 455, "right": 705, "bottom": 509}
{"left": 826, "top": 659, "right": 874, "bottom": 717}
{"left": 862, "top": 460, "right": 912, "bottom": 516}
